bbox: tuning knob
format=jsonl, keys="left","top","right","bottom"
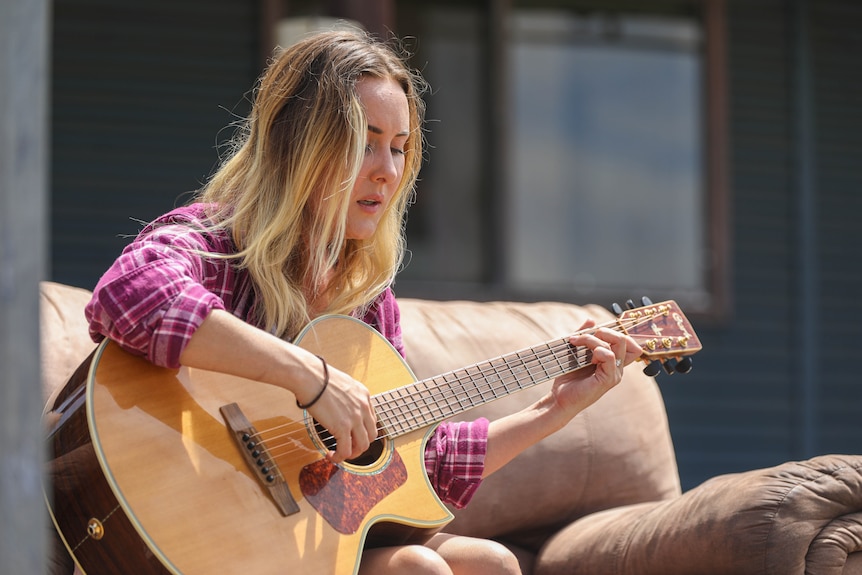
{"left": 643, "top": 360, "right": 662, "bottom": 377}
{"left": 675, "top": 356, "right": 693, "bottom": 374}
{"left": 662, "top": 358, "right": 678, "bottom": 374}
{"left": 611, "top": 302, "right": 624, "bottom": 317}
{"left": 625, "top": 299, "right": 636, "bottom": 310}
{"left": 640, "top": 296, "right": 653, "bottom": 306}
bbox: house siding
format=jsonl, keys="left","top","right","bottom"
{"left": 664, "top": 0, "right": 862, "bottom": 489}
{"left": 51, "top": 0, "right": 258, "bottom": 288}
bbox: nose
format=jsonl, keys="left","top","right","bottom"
{"left": 370, "top": 150, "right": 399, "bottom": 184}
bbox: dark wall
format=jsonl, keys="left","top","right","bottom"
{"left": 51, "top": 0, "right": 258, "bottom": 289}
{"left": 663, "top": 0, "right": 862, "bottom": 489}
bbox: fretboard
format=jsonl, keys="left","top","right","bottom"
{"left": 372, "top": 338, "right": 592, "bottom": 438}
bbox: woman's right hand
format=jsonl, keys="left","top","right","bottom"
{"left": 299, "top": 361, "right": 378, "bottom": 464}
{"left": 179, "top": 310, "right": 378, "bottom": 464}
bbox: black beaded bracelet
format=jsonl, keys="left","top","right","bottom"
{"left": 296, "top": 355, "right": 329, "bottom": 410}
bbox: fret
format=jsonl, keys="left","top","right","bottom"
{"left": 489, "top": 359, "right": 510, "bottom": 397}
{"left": 390, "top": 384, "right": 413, "bottom": 434}
{"left": 379, "top": 339, "right": 590, "bottom": 438}
{"left": 416, "top": 378, "right": 444, "bottom": 422}
{"left": 509, "top": 351, "right": 534, "bottom": 391}
{"left": 467, "top": 364, "right": 495, "bottom": 403}
{"left": 415, "top": 378, "right": 442, "bottom": 429}
{"left": 375, "top": 387, "right": 406, "bottom": 436}
{"left": 442, "top": 372, "right": 467, "bottom": 414}
{"left": 538, "top": 342, "right": 555, "bottom": 382}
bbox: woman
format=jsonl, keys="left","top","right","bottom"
{"left": 85, "top": 29, "right": 640, "bottom": 575}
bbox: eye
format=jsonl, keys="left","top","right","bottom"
{"left": 391, "top": 147, "right": 405, "bottom": 156}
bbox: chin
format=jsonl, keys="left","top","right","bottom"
{"left": 346, "top": 222, "right": 382, "bottom": 241}
{"left": 346, "top": 231, "right": 375, "bottom": 241}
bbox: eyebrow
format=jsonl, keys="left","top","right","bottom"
{"left": 368, "top": 124, "right": 410, "bottom": 138}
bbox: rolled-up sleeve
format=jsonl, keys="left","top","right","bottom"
{"left": 424, "top": 418, "right": 489, "bottom": 509}
{"left": 85, "top": 224, "right": 228, "bottom": 368}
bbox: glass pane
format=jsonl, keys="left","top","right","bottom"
{"left": 509, "top": 10, "right": 705, "bottom": 299}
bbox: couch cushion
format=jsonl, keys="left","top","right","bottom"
{"left": 398, "top": 298, "right": 681, "bottom": 551}
{"left": 40, "top": 281, "right": 97, "bottom": 402}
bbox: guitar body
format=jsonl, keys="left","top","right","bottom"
{"left": 46, "top": 315, "right": 452, "bottom": 575}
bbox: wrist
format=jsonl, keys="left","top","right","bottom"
{"left": 535, "top": 391, "right": 577, "bottom": 433}
{"left": 296, "top": 355, "right": 329, "bottom": 409}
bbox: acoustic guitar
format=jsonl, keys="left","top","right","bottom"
{"left": 45, "top": 299, "right": 700, "bottom": 574}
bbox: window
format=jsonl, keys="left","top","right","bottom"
{"left": 509, "top": 11, "right": 704, "bottom": 299}
{"left": 394, "top": 0, "right": 728, "bottom": 317}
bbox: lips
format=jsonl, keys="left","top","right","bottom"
{"left": 357, "top": 193, "right": 385, "bottom": 208}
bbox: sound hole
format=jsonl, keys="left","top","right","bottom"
{"left": 313, "top": 420, "right": 385, "bottom": 466}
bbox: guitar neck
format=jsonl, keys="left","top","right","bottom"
{"left": 373, "top": 337, "right": 591, "bottom": 437}
{"left": 371, "top": 299, "right": 702, "bottom": 438}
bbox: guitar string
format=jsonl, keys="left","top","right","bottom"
{"left": 262, "top": 343, "right": 590, "bottom": 453}
{"left": 243, "top": 311, "right": 667, "bottom": 465}
{"left": 243, "top": 311, "right": 675, "bottom": 467}
{"left": 252, "top": 313, "right": 673, "bottom": 472}
{"left": 243, "top": 313, "right": 626, "bottom": 448}
{"left": 254, "top": 341, "right": 596, "bottom": 466}
{"left": 256, "top": 336, "right": 658, "bottom": 469}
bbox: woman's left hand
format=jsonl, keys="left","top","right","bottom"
{"left": 482, "top": 318, "right": 644, "bottom": 477}
{"left": 550, "top": 319, "right": 642, "bottom": 417}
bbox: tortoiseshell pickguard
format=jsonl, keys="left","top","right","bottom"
{"left": 299, "top": 451, "right": 407, "bottom": 534}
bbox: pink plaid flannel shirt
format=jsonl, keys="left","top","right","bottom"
{"left": 85, "top": 204, "right": 487, "bottom": 508}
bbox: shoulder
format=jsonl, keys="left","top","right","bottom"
{"left": 137, "top": 203, "right": 233, "bottom": 252}
{"left": 362, "top": 288, "right": 404, "bottom": 357}
{"left": 366, "top": 287, "right": 400, "bottom": 326}
{"left": 141, "top": 203, "right": 216, "bottom": 234}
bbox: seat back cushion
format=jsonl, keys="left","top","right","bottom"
{"left": 398, "top": 298, "right": 682, "bottom": 550}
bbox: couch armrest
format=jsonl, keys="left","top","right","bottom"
{"left": 535, "top": 455, "right": 862, "bottom": 575}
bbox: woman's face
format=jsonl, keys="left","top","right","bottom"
{"left": 345, "top": 76, "right": 410, "bottom": 240}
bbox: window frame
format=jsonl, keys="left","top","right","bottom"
{"left": 395, "top": 0, "right": 730, "bottom": 322}
{"left": 261, "top": 0, "right": 731, "bottom": 320}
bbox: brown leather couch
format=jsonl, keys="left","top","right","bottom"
{"left": 41, "top": 281, "right": 862, "bottom": 574}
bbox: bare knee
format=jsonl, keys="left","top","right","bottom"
{"left": 463, "top": 539, "right": 521, "bottom": 575}
{"left": 360, "top": 544, "right": 453, "bottom": 575}
{"left": 428, "top": 534, "right": 521, "bottom": 575}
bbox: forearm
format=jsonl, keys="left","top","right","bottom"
{"left": 483, "top": 393, "right": 570, "bottom": 478}
{"left": 482, "top": 324, "right": 643, "bottom": 478}
{"left": 178, "top": 308, "right": 378, "bottom": 464}
{"left": 178, "top": 308, "right": 325, "bottom": 405}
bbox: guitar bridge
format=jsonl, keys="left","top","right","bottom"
{"left": 220, "top": 402, "right": 300, "bottom": 516}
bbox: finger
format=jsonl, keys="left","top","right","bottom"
{"left": 365, "top": 409, "right": 379, "bottom": 443}
{"left": 624, "top": 334, "right": 643, "bottom": 364}
{"left": 329, "top": 424, "right": 354, "bottom": 464}
{"left": 570, "top": 334, "right": 611, "bottom": 371}
{"left": 593, "top": 328, "right": 639, "bottom": 368}
{"left": 351, "top": 432, "right": 370, "bottom": 459}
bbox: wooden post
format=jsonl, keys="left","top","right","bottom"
{"left": 0, "top": 0, "right": 50, "bottom": 573}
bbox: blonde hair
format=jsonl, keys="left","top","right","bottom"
{"left": 197, "top": 30, "right": 426, "bottom": 339}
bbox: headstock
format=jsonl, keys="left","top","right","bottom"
{"left": 612, "top": 297, "right": 702, "bottom": 376}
